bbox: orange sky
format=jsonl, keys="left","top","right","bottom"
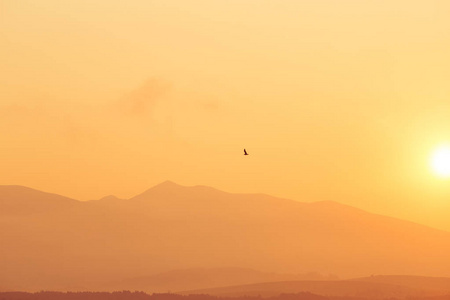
{"left": 1, "top": 0, "right": 450, "bottom": 230}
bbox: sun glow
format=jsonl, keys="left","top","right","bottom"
{"left": 431, "top": 145, "right": 450, "bottom": 178}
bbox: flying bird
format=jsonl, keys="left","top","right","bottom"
{"left": 244, "top": 149, "right": 248, "bottom": 155}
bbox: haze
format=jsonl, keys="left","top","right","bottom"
{"left": 3, "top": 182, "right": 450, "bottom": 292}
{"left": 2, "top": 0, "right": 450, "bottom": 231}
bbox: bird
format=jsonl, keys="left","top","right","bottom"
{"left": 244, "top": 149, "right": 248, "bottom": 155}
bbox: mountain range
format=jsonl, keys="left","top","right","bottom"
{"left": 182, "top": 275, "right": 450, "bottom": 298}
{"left": 1, "top": 181, "right": 450, "bottom": 293}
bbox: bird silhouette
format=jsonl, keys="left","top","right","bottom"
{"left": 244, "top": 149, "right": 248, "bottom": 155}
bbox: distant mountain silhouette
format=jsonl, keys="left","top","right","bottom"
{"left": 351, "top": 275, "right": 450, "bottom": 294}
{"left": 181, "top": 277, "right": 450, "bottom": 298}
{"left": 0, "top": 185, "right": 79, "bottom": 215}
{"left": 2, "top": 182, "right": 450, "bottom": 292}
{"left": 93, "top": 195, "right": 126, "bottom": 203}
{"left": 103, "top": 268, "right": 338, "bottom": 293}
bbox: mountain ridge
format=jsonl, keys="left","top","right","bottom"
{"left": 2, "top": 181, "right": 445, "bottom": 234}
{"left": 102, "top": 267, "right": 339, "bottom": 293}
{"left": 179, "top": 277, "right": 450, "bottom": 298}
{"left": 2, "top": 182, "right": 449, "bottom": 236}
{"left": 2, "top": 181, "right": 450, "bottom": 291}
{"left": 0, "top": 185, "right": 80, "bottom": 215}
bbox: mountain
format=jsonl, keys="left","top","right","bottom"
{"left": 103, "top": 268, "right": 337, "bottom": 293}
{"left": 0, "top": 185, "right": 79, "bottom": 215}
{"left": 1, "top": 181, "right": 450, "bottom": 292}
{"left": 92, "top": 195, "right": 126, "bottom": 203}
{"left": 351, "top": 275, "right": 450, "bottom": 294}
{"left": 180, "top": 277, "right": 450, "bottom": 298}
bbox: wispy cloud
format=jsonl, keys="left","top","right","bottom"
{"left": 200, "top": 100, "right": 221, "bottom": 111}
{"left": 118, "top": 78, "right": 171, "bottom": 117}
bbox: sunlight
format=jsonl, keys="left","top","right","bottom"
{"left": 431, "top": 145, "right": 450, "bottom": 178}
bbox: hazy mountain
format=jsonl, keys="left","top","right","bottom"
{"left": 180, "top": 278, "right": 450, "bottom": 299}
{"left": 103, "top": 268, "right": 338, "bottom": 293}
{"left": 351, "top": 275, "right": 450, "bottom": 294}
{"left": 0, "top": 185, "right": 79, "bottom": 215}
{"left": 1, "top": 181, "right": 450, "bottom": 292}
{"left": 92, "top": 195, "right": 127, "bottom": 203}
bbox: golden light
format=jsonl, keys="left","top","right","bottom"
{"left": 431, "top": 145, "right": 450, "bottom": 178}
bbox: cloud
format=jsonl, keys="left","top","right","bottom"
{"left": 118, "top": 78, "right": 171, "bottom": 117}
{"left": 200, "top": 100, "right": 220, "bottom": 111}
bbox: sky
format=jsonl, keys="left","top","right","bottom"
{"left": 2, "top": 0, "right": 450, "bottom": 230}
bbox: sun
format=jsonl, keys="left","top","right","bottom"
{"left": 431, "top": 145, "right": 450, "bottom": 178}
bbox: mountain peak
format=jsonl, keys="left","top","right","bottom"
{"left": 154, "top": 180, "right": 183, "bottom": 189}
{"left": 96, "top": 195, "right": 125, "bottom": 202}
{"left": 129, "top": 181, "right": 229, "bottom": 202}
{"left": 129, "top": 181, "right": 185, "bottom": 200}
{"left": 147, "top": 180, "right": 186, "bottom": 193}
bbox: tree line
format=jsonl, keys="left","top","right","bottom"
{"left": 1, "top": 292, "right": 449, "bottom": 300}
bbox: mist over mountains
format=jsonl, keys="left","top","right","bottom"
{"left": 1, "top": 181, "right": 450, "bottom": 292}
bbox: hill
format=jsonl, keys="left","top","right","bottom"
{"left": 181, "top": 276, "right": 450, "bottom": 298}
{"left": 1, "top": 181, "right": 450, "bottom": 292}
{"left": 352, "top": 275, "right": 450, "bottom": 294}
{"left": 103, "top": 268, "right": 337, "bottom": 293}
{"left": 0, "top": 185, "right": 79, "bottom": 215}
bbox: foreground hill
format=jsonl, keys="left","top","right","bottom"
{"left": 0, "top": 292, "right": 330, "bottom": 300}
{"left": 2, "top": 291, "right": 450, "bottom": 300}
{"left": 2, "top": 181, "right": 450, "bottom": 292}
